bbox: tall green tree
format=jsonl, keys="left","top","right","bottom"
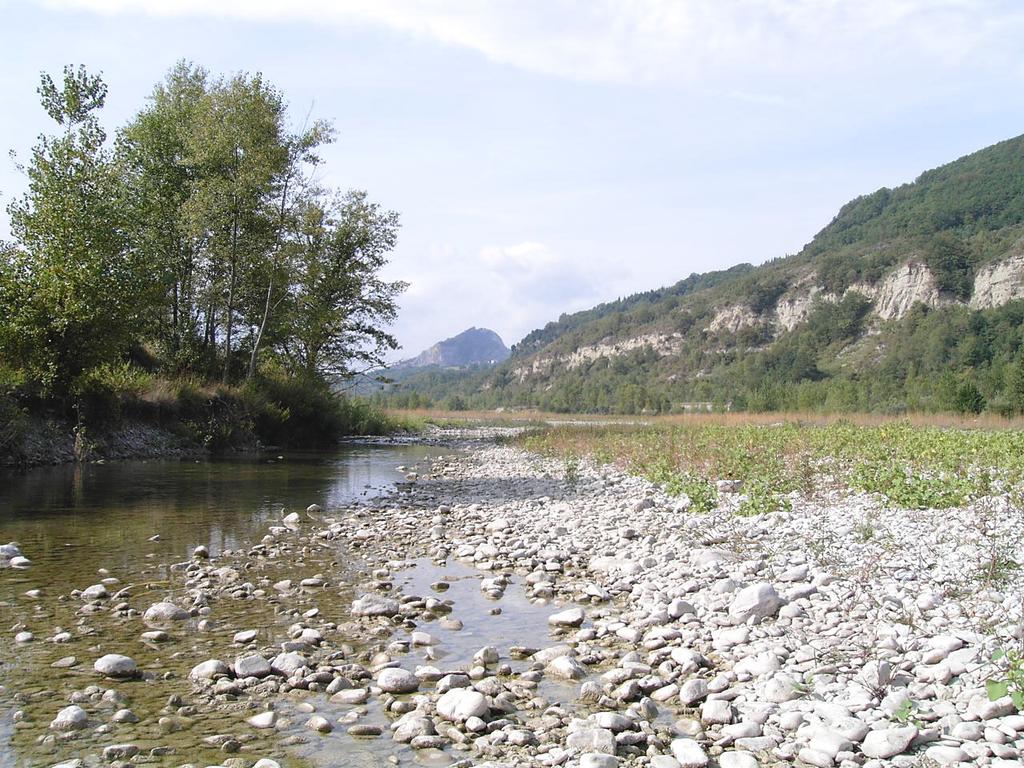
{"left": 116, "top": 62, "right": 210, "bottom": 370}
{"left": 281, "top": 191, "right": 406, "bottom": 379}
{"left": 118, "top": 62, "right": 332, "bottom": 381}
{"left": 0, "top": 66, "right": 152, "bottom": 397}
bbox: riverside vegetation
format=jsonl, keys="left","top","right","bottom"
{"left": 0, "top": 63, "right": 406, "bottom": 464}
{"left": 517, "top": 419, "right": 1024, "bottom": 516}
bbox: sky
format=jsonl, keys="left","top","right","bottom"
{"left": 3, "top": 1, "right": 1024, "bottom": 360}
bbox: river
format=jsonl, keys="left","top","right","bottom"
{"left": 0, "top": 443, "right": 563, "bottom": 767}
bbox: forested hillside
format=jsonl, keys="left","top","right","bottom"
{"left": 378, "top": 134, "right": 1024, "bottom": 415}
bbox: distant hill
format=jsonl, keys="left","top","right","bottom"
{"left": 376, "top": 133, "right": 1024, "bottom": 415}
{"left": 356, "top": 328, "right": 509, "bottom": 404}
{"left": 398, "top": 327, "right": 509, "bottom": 369}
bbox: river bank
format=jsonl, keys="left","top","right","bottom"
{"left": 2, "top": 429, "right": 1023, "bottom": 767}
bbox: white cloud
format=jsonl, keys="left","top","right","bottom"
{"left": 382, "top": 240, "right": 601, "bottom": 358}
{"left": 38, "top": 0, "right": 1024, "bottom": 84}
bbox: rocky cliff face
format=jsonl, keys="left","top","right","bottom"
{"left": 971, "top": 252, "right": 1024, "bottom": 310}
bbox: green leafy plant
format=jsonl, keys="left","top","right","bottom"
{"left": 987, "top": 649, "right": 1024, "bottom": 710}
{"left": 893, "top": 697, "right": 921, "bottom": 725}
{"left": 564, "top": 454, "right": 580, "bottom": 488}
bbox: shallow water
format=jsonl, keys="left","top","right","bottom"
{"left": 0, "top": 445, "right": 583, "bottom": 767}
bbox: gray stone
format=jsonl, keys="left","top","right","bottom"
{"left": 567, "top": 726, "right": 616, "bottom": 755}
{"left": 189, "top": 659, "right": 231, "bottom": 681}
{"left": 376, "top": 667, "right": 420, "bottom": 693}
{"left": 547, "top": 655, "right": 586, "bottom": 680}
{"left": 436, "top": 688, "right": 488, "bottom": 722}
{"left": 351, "top": 594, "right": 400, "bottom": 617}
{"left": 142, "top": 601, "right": 189, "bottom": 626}
{"left": 549, "top": 607, "right": 585, "bottom": 627}
{"left": 234, "top": 654, "right": 272, "bottom": 678}
{"left": 270, "top": 651, "right": 307, "bottom": 677}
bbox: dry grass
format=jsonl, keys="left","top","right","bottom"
{"left": 385, "top": 407, "right": 1024, "bottom": 431}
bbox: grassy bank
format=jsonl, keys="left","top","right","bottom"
{"left": 513, "top": 418, "right": 1024, "bottom": 515}
{"left": 1, "top": 366, "right": 414, "bottom": 466}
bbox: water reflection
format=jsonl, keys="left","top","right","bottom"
{"left": 0, "top": 444, "right": 444, "bottom": 767}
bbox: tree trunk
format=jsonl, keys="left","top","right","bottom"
{"left": 222, "top": 211, "right": 240, "bottom": 384}
{"left": 247, "top": 279, "right": 272, "bottom": 381}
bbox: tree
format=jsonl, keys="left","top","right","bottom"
{"left": 116, "top": 62, "right": 211, "bottom": 370}
{"left": 281, "top": 191, "right": 406, "bottom": 380}
{"left": 118, "top": 62, "right": 332, "bottom": 380}
{"left": 1, "top": 66, "right": 152, "bottom": 397}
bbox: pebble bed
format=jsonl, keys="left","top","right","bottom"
{"left": 3, "top": 428, "right": 1024, "bottom": 768}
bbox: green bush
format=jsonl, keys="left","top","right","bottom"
{"left": 72, "top": 362, "right": 153, "bottom": 426}
{"left": 245, "top": 369, "right": 398, "bottom": 447}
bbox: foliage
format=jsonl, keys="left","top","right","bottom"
{"left": 1, "top": 66, "right": 153, "bottom": 398}
{"left": 520, "top": 420, "right": 1024, "bottom": 513}
{"left": 0, "top": 63, "right": 405, "bottom": 445}
{"left": 987, "top": 649, "right": 1024, "bottom": 711}
{"left": 280, "top": 191, "right": 405, "bottom": 378}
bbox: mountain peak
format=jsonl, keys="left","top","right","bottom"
{"left": 402, "top": 327, "right": 510, "bottom": 369}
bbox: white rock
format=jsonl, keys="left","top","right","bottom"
{"left": 670, "top": 738, "right": 709, "bottom": 767}
{"left": 860, "top": 726, "right": 917, "bottom": 759}
{"left": 306, "top": 714, "right": 332, "bottom": 732}
{"left": 728, "top": 583, "right": 784, "bottom": 624}
{"left": 351, "top": 594, "right": 400, "bottom": 617}
{"left": 189, "top": 659, "right": 231, "bottom": 680}
{"left": 437, "top": 688, "right": 489, "bottom": 722}
{"left": 50, "top": 705, "right": 88, "bottom": 730}
{"left": 271, "top": 651, "right": 307, "bottom": 677}
{"left": 924, "top": 745, "right": 969, "bottom": 765}
{"left": 81, "top": 584, "right": 108, "bottom": 600}
{"left": 549, "top": 607, "right": 586, "bottom": 627}
{"left": 700, "top": 699, "right": 734, "bottom": 725}
{"left": 719, "top": 753, "right": 760, "bottom": 768}
{"left": 679, "top": 678, "right": 709, "bottom": 706}
{"left": 763, "top": 673, "right": 802, "bottom": 703}
{"left": 566, "top": 726, "right": 616, "bottom": 754}
{"left": 580, "top": 755, "right": 619, "bottom": 768}
{"left": 94, "top": 654, "right": 137, "bottom": 678}
{"left": 547, "top": 655, "right": 587, "bottom": 680}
